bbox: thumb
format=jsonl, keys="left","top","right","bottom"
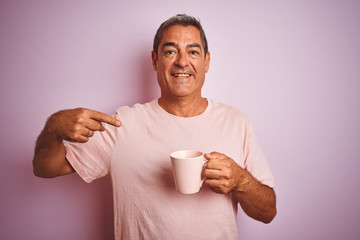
{"left": 204, "top": 153, "right": 214, "bottom": 160}
{"left": 205, "top": 152, "right": 226, "bottom": 160}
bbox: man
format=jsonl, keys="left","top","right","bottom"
{"left": 33, "top": 14, "right": 276, "bottom": 239}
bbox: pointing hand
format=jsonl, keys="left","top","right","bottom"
{"left": 46, "top": 108, "right": 122, "bottom": 143}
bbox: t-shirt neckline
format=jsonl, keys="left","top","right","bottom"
{"left": 152, "top": 98, "right": 212, "bottom": 121}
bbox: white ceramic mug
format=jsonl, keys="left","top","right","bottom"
{"left": 170, "top": 150, "right": 207, "bottom": 194}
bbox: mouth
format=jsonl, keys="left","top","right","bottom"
{"left": 171, "top": 73, "right": 192, "bottom": 78}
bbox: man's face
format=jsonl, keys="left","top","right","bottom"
{"left": 152, "top": 25, "right": 210, "bottom": 100}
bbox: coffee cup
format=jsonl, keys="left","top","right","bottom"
{"left": 170, "top": 150, "right": 207, "bottom": 194}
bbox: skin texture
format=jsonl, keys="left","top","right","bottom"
{"left": 33, "top": 24, "right": 276, "bottom": 223}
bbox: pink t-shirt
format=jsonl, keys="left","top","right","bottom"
{"left": 65, "top": 99, "right": 275, "bottom": 240}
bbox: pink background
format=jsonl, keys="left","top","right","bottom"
{"left": 1, "top": 0, "right": 360, "bottom": 239}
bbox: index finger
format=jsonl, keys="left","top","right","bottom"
{"left": 89, "top": 110, "right": 122, "bottom": 127}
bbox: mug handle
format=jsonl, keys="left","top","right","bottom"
{"left": 200, "top": 157, "right": 208, "bottom": 187}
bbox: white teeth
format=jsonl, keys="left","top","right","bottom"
{"left": 173, "top": 73, "right": 190, "bottom": 77}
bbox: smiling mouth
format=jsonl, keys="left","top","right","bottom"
{"left": 172, "top": 73, "right": 191, "bottom": 78}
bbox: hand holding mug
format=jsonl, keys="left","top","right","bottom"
{"left": 203, "top": 152, "right": 248, "bottom": 194}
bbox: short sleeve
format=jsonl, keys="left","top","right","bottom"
{"left": 243, "top": 122, "right": 275, "bottom": 188}
{"left": 65, "top": 122, "right": 118, "bottom": 183}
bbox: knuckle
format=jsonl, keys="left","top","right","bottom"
{"left": 71, "top": 131, "right": 82, "bottom": 139}
{"left": 224, "top": 181, "right": 231, "bottom": 188}
{"left": 223, "top": 171, "right": 231, "bottom": 180}
{"left": 222, "top": 189, "right": 230, "bottom": 194}
{"left": 72, "top": 125, "right": 81, "bottom": 132}
{"left": 76, "top": 108, "right": 89, "bottom": 116}
{"left": 74, "top": 116, "right": 83, "bottom": 123}
{"left": 70, "top": 132, "right": 79, "bottom": 140}
{"left": 219, "top": 183, "right": 230, "bottom": 193}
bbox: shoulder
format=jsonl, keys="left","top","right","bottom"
{"left": 209, "top": 99, "right": 252, "bottom": 124}
{"left": 114, "top": 100, "right": 157, "bottom": 122}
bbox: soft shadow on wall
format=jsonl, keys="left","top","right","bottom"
{"left": 138, "top": 51, "right": 160, "bottom": 104}
{"left": 112, "top": 50, "right": 159, "bottom": 108}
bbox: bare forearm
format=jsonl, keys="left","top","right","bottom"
{"left": 203, "top": 152, "right": 277, "bottom": 223}
{"left": 33, "top": 125, "right": 73, "bottom": 178}
{"left": 33, "top": 108, "right": 120, "bottom": 178}
{"left": 233, "top": 172, "right": 277, "bottom": 223}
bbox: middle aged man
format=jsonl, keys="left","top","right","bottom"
{"left": 33, "top": 14, "right": 277, "bottom": 239}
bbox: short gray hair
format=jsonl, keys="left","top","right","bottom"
{"left": 153, "top": 14, "right": 208, "bottom": 57}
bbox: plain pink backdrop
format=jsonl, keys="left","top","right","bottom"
{"left": 1, "top": 0, "right": 359, "bottom": 239}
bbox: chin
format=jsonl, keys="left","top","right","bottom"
{"left": 171, "top": 88, "right": 194, "bottom": 97}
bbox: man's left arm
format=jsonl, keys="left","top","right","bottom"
{"left": 204, "top": 152, "right": 277, "bottom": 223}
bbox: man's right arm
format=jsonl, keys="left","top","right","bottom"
{"left": 32, "top": 108, "right": 122, "bottom": 178}
{"left": 33, "top": 125, "right": 74, "bottom": 178}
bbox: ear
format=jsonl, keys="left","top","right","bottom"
{"left": 205, "top": 51, "right": 210, "bottom": 73}
{"left": 151, "top": 51, "right": 158, "bottom": 71}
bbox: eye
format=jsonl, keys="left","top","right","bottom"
{"left": 190, "top": 50, "right": 199, "bottom": 55}
{"left": 164, "top": 50, "right": 176, "bottom": 55}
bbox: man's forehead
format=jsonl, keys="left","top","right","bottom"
{"left": 159, "top": 25, "right": 203, "bottom": 48}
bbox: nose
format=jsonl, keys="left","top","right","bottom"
{"left": 174, "top": 51, "right": 189, "bottom": 68}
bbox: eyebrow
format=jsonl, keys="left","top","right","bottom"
{"left": 161, "top": 42, "right": 202, "bottom": 51}
{"left": 187, "top": 43, "right": 202, "bottom": 49}
{"left": 161, "top": 42, "right": 177, "bottom": 50}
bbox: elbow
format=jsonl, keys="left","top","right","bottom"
{"left": 262, "top": 207, "right": 277, "bottom": 224}
{"left": 32, "top": 157, "right": 42, "bottom": 177}
{"left": 32, "top": 155, "right": 74, "bottom": 178}
{"left": 262, "top": 188, "right": 277, "bottom": 224}
{"left": 33, "top": 167, "right": 57, "bottom": 178}
{"left": 32, "top": 157, "right": 56, "bottom": 178}
{"left": 33, "top": 166, "right": 47, "bottom": 178}
{"left": 32, "top": 163, "right": 48, "bottom": 178}
{"left": 33, "top": 156, "right": 44, "bottom": 178}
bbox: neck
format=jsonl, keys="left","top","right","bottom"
{"left": 158, "top": 96, "right": 208, "bottom": 117}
